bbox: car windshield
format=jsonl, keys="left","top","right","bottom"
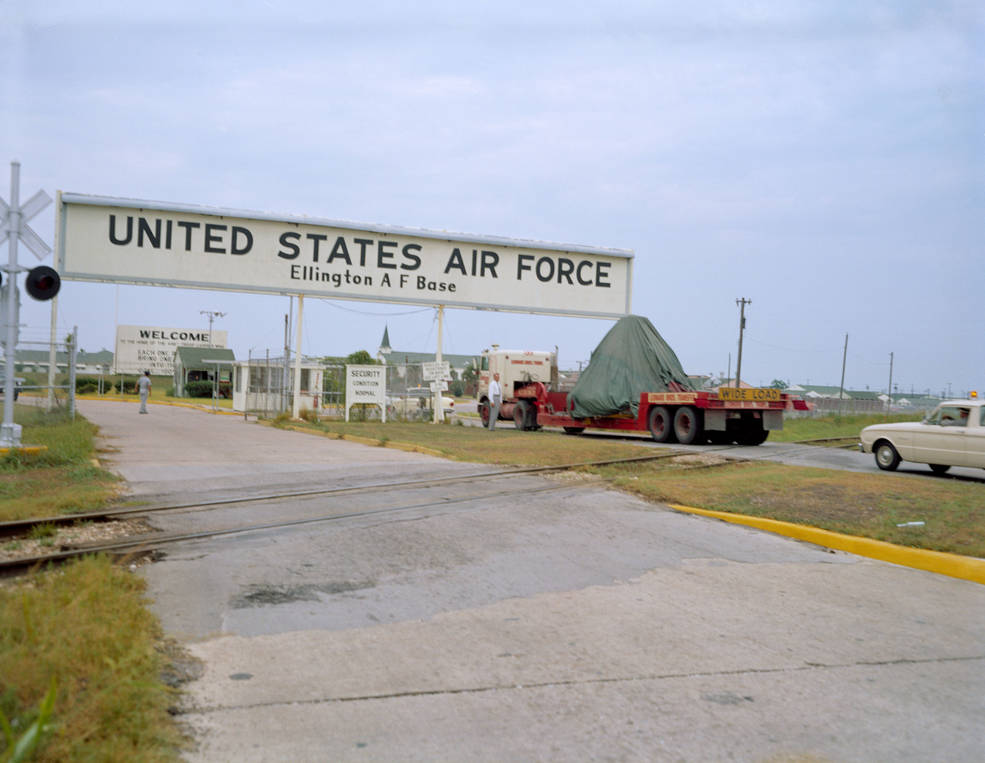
{"left": 926, "top": 405, "right": 971, "bottom": 427}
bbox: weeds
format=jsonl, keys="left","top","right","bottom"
{"left": 0, "top": 556, "right": 185, "bottom": 760}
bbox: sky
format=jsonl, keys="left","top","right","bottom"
{"left": 2, "top": 1, "right": 982, "bottom": 396}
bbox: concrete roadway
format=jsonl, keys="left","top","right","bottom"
{"left": 78, "top": 400, "right": 985, "bottom": 762}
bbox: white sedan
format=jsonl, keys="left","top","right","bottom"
{"left": 859, "top": 399, "right": 985, "bottom": 474}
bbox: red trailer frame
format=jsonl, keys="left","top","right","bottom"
{"left": 501, "top": 383, "right": 809, "bottom": 445}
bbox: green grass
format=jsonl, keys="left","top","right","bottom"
{"left": 770, "top": 412, "right": 922, "bottom": 442}
{"left": 0, "top": 556, "right": 185, "bottom": 761}
{"left": 595, "top": 460, "right": 985, "bottom": 558}
{"left": 275, "top": 417, "right": 654, "bottom": 467}
{"left": 0, "top": 407, "right": 120, "bottom": 521}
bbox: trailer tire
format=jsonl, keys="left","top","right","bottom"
{"left": 514, "top": 400, "right": 530, "bottom": 431}
{"left": 736, "top": 421, "right": 769, "bottom": 446}
{"left": 563, "top": 426, "right": 585, "bottom": 435}
{"left": 648, "top": 406, "right": 675, "bottom": 443}
{"left": 479, "top": 400, "right": 491, "bottom": 428}
{"left": 673, "top": 406, "right": 703, "bottom": 445}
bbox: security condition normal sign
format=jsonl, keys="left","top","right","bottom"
{"left": 345, "top": 365, "right": 385, "bottom": 422}
{"left": 55, "top": 194, "right": 633, "bottom": 318}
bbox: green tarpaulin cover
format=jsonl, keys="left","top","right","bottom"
{"left": 569, "top": 315, "right": 695, "bottom": 418}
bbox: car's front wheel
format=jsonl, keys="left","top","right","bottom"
{"left": 874, "top": 441, "right": 901, "bottom": 471}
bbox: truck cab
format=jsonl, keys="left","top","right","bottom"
{"left": 476, "top": 347, "right": 557, "bottom": 427}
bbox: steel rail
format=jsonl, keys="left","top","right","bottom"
{"left": 0, "top": 449, "right": 698, "bottom": 540}
{"left": 0, "top": 481, "right": 583, "bottom": 577}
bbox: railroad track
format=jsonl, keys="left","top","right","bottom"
{"left": 2, "top": 449, "right": 728, "bottom": 577}
{"left": 0, "top": 435, "right": 875, "bottom": 578}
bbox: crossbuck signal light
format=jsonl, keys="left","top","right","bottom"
{"left": 25, "top": 265, "right": 61, "bottom": 301}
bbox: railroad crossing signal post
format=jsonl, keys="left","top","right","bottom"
{"left": 0, "top": 161, "right": 60, "bottom": 447}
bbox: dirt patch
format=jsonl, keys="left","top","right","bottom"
{"left": 669, "top": 454, "right": 730, "bottom": 468}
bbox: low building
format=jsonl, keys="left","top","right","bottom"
{"left": 231, "top": 358, "right": 324, "bottom": 415}
{"left": 173, "top": 346, "right": 236, "bottom": 398}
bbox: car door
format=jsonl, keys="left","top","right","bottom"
{"left": 912, "top": 406, "right": 973, "bottom": 466}
{"left": 966, "top": 406, "right": 985, "bottom": 468}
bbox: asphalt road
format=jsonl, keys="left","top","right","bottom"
{"left": 79, "top": 400, "right": 985, "bottom": 762}
{"left": 456, "top": 409, "right": 985, "bottom": 482}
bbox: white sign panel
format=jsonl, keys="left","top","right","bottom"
{"left": 115, "top": 324, "right": 228, "bottom": 375}
{"left": 422, "top": 361, "right": 452, "bottom": 381}
{"left": 345, "top": 364, "right": 386, "bottom": 422}
{"left": 56, "top": 194, "right": 633, "bottom": 318}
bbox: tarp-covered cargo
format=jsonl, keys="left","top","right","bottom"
{"left": 569, "top": 315, "right": 694, "bottom": 418}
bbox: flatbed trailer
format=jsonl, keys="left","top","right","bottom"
{"left": 503, "top": 384, "right": 810, "bottom": 445}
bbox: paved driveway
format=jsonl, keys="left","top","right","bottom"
{"left": 80, "top": 400, "right": 985, "bottom": 762}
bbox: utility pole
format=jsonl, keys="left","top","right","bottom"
{"left": 200, "top": 310, "right": 226, "bottom": 347}
{"left": 734, "top": 298, "right": 750, "bottom": 388}
{"left": 838, "top": 333, "right": 848, "bottom": 416}
{"left": 886, "top": 352, "right": 894, "bottom": 417}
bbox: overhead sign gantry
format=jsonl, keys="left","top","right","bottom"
{"left": 55, "top": 194, "right": 633, "bottom": 318}
{"left": 55, "top": 193, "right": 634, "bottom": 420}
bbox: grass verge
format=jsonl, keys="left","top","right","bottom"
{"left": 769, "top": 412, "right": 921, "bottom": 441}
{"left": 0, "top": 555, "right": 186, "bottom": 761}
{"left": 594, "top": 459, "right": 985, "bottom": 559}
{"left": 0, "top": 407, "right": 121, "bottom": 522}
{"left": 276, "top": 417, "right": 653, "bottom": 466}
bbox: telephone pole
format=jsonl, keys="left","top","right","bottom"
{"left": 886, "top": 351, "right": 894, "bottom": 417}
{"left": 734, "top": 298, "right": 751, "bottom": 388}
{"left": 838, "top": 333, "right": 848, "bottom": 416}
{"left": 200, "top": 310, "right": 226, "bottom": 347}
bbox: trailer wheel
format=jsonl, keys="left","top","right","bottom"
{"left": 514, "top": 400, "right": 530, "bottom": 431}
{"left": 673, "top": 406, "right": 703, "bottom": 445}
{"left": 648, "top": 406, "right": 675, "bottom": 443}
{"left": 479, "top": 400, "right": 491, "bottom": 428}
{"left": 563, "top": 426, "right": 585, "bottom": 435}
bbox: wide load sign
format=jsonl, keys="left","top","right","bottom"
{"left": 115, "top": 324, "right": 228, "bottom": 375}
{"left": 55, "top": 194, "right": 633, "bottom": 318}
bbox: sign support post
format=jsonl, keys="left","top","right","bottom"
{"left": 291, "top": 293, "right": 304, "bottom": 419}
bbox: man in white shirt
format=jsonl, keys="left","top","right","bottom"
{"left": 138, "top": 370, "right": 152, "bottom": 414}
{"left": 487, "top": 372, "right": 502, "bottom": 430}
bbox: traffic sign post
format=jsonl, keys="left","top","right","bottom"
{"left": 1, "top": 161, "right": 55, "bottom": 447}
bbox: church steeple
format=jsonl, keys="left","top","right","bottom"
{"left": 377, "top": 325, "right": 392, "bottom": 364}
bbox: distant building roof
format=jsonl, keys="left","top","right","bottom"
{"left": 386, "top": 349, "right": 475, "bottom": 368}
{"left": 174, "top": 346, "right": 236, "bottom": 366}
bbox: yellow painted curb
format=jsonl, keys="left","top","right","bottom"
{"left": 0, "top": 445, "right": 47, "bottom": 456}
{"left": 668, "top": 503, "right": 985, "bottom": 585}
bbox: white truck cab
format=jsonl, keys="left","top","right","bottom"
{"left": 476, "top": 347, "right": 556, "bottom": 404}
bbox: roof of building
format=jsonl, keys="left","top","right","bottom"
{"left": 14, "top": 349, "right": 114, "bottom": 365}
{"left": 384, "top": 349, "right": 476, "bottom": 368}
{"left": 174, "top": 346, "right": 236, "bottom": 366}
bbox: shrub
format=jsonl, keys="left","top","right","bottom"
{"left": 185, "top": 380, "right": 214, "bottom": 398}
{"left": 74, "top": 376, "right": 99, "bottom": 394}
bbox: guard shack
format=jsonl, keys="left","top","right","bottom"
{"left": 173, "top": 347, "right": 236, "bottom": 398}
{"left": 232, "top": 358, "right": 324, "bottom": 417}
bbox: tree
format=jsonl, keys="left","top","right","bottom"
{"left": 345, "top": 350, "right": 376, "bottom": 366}
{"left": 769, "top": 378, "right": 788, "bottom": 390}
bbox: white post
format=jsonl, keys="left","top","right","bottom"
{"left": 291, "top": 294, "right": 304, "bottom": 419}
{"left": 47, "top": 296, "right": 57, "bottom": 410}
{"left": 2, "top": 162, "right": 22, "bottom": 446}
{"left": 433, "top": 305, "right": 444, "bottom": 423}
